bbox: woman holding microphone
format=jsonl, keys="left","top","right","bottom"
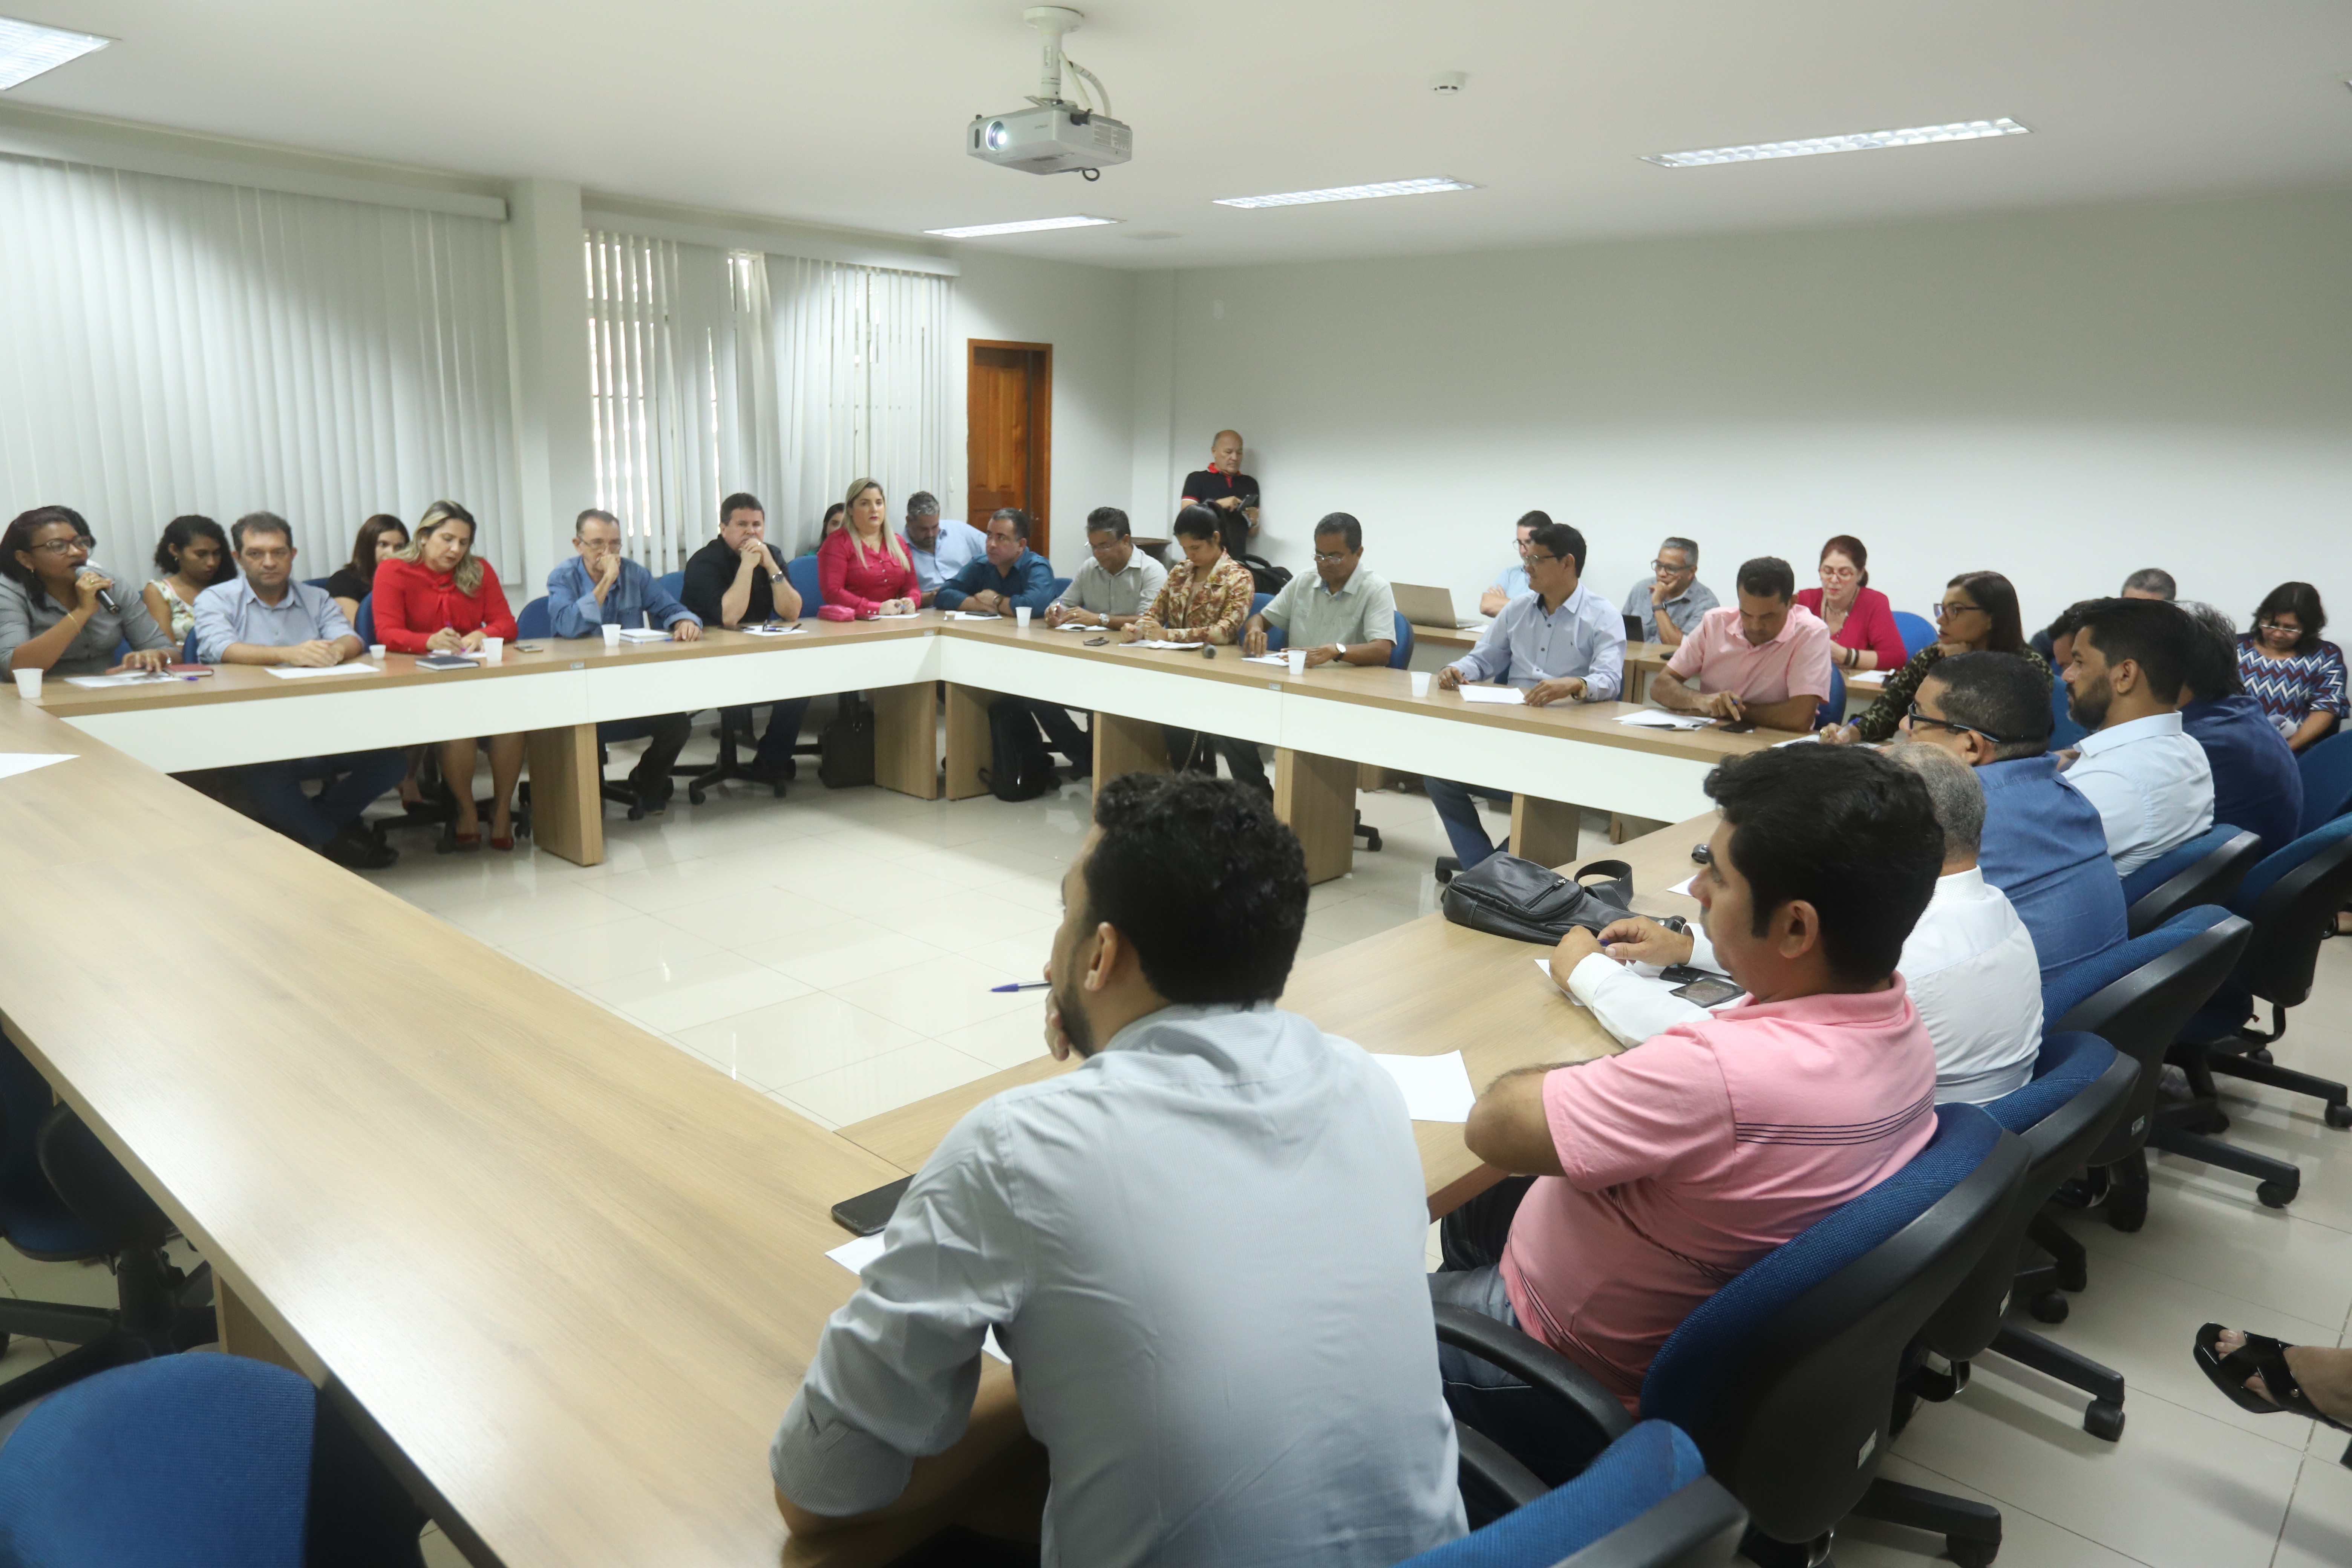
{"left": 0, "top": 506, "right": 176, "bottom": 680}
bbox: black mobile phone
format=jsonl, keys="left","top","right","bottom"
{"left": 830, "top": 1175, "right": 912, "bottom": 1237}
{"left": 1659, "top": 963, "right": 1711, "bottom": 986}
{"left": 1084, "top": 635, "right": 1109, "bottom": 646}
{"left": 1718, "top": 718, "right": 1756, "bottom": 733}
{"left": 1670, "top": 975, "right": 1744, "bottom": 1007}
{"left": 511, "top": 643, "right": 544, "bottom": 653}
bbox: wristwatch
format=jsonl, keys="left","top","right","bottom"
{"left": 1334, "top": 643, "right": 1347, "bottom": 659}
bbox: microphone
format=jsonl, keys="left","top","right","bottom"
{"left": 90, "top": 572, "right": 118, "bottom": 615}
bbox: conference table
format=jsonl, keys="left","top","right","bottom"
{"left": 2, "top": 613, "right": 1763, "bottom": 1567}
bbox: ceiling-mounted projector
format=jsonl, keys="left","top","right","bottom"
{"left": 968, "top": 7, "right": 1131, "bottom": 179}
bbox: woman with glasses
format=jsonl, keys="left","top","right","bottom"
{"left": 2238, "top": 582, "right": 2346, "bottom": 752}
{"left": 1823, "top": 570, "right": 2047, "bottom": 745}
{"left": 1794, "top": 534, "right": 1907, "bottom": 674}
{"left": 142, "top": 514, "right": 236, "bottom": 654}
{"left": 0, "top": 506, "right": 177, "bottom": 678}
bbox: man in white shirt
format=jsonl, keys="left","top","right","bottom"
{"left": 904, "top": 490, "right": 985, "bottom": 603}
{"left": 772, "top": 773, "right": 1464, "bottom": 1567}
{"left": 2058, "top": 597, "right": 2215, "bottom": 874}
{"left": 1548, "top": 742, "right": 2042, "bottom": 1104}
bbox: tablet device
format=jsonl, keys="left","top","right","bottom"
{"left": 1670, "top": 975, "right": 1744, "bottom": 1008}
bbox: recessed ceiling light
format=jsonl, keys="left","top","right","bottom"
{"left": 1213, "top": 177, "right": 1476, "bottom": 210}
{"left": 0, "top": 13, "right": 111, "bottom": 92}
{"left": 1643, "top": 118, "right": 2029, "bottom": 168}
{"left": 924, "top": 215, "right": 1118, "bottom": 239}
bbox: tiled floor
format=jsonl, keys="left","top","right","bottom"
{"left": 14, "top": 721, "right": 2352, "bottom": 1566}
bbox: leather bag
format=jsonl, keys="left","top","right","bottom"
{"left": 1441, "top": 855, "right": 1637, "bottom": 945}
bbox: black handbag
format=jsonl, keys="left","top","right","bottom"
{"left": 1441, "top": 855, "right": 1637, "bottom": 945}
{"left": 817, "top": 695, "right": 876, "bottom": 789}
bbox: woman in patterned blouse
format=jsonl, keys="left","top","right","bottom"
{"left": 1129, "top": 505, "right": 1268, "bottom": 791}
{"left": 1823, "top": 570, "right": 2050, "bottom": 745}
{"left": 2239, "top": 582, "right": 2348, "bottom": 752}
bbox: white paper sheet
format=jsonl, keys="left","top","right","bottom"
{"left": 1128, "top": 639, "right": 1206, "bottom": 650}
{"left": 61, "top": 671, "right": 192, "bottom": 688}
{"left": 1615, "top": 709, "right": 1712, "bottom": 729}
{"left": 735, "top": 623, "right": 805, "bottom": 636}
{"left": 1054, "top": 621, "right": 1096, "bottom": 632}
{"left": 0, "top": 754, "right": 74, "bottom": 781}
{"left": 872, "top": 613, "right": 922, "bottom": 620}
{"left": 1773, "top": 732, "right": 1823, "bottom": 747}
{"left": 1457, "top": 684, "right": 1528, "bottom": 705}
{"left": 827, "top": 1234, "right": 1009, "bottom": 1362}
{"left": 1368, "top": 1050, "right": 1478, "bottom": 1123}
{"left": 266, "top": 663, "right": 380, "bottom": 679}
{"left": 1241, "top": 653, "right": 1289, "bottom": 666}
{"left": 1668, "top": 875, "right": 1695, "bottom": 897}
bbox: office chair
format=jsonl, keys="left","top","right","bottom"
{"left": 1047, "top": 575, "right": 1071, "bottom": 600}
{"left": 1439, "top": 1106, "right": 2026, "bottom": 1568}
{"left": 515, "top": 595, "right": 550, "bottom": 639}
{"left": 0, "top": 1032, "right": 214, "bottom": 1417}
{"left": 1912, "top": 1032, "right": 2137, "bottom": 1440}
{"left": 2174, "top": 814, "right": 2352, "bottom": 1132}
{"left": 2038, "top": 907, "right": 2252, "bottom": 1241}
{"left": 1889, "top": 611, "right": 1935, "bottom": 663}
{"left": 301, "top": 575, "right": 334, "bottom": 590}
{"left": 2120, "top": 825, "right": 2263, "bottom": 936}
{"left": 352, "top": 594, "right": 374, "bottom": 645}
{"left": 2047, "top": 675, "right": 2088, "bottom": 753}
{"left": 1410, "top": 1417, "right": 1744, "bottom": 1568}
{"left": 181, "top": 626, "right": 201, "bottom": 663}
{"left": 0, "top": 1353, "right": 428, "bottom": 1568}
{"left": 1622, "top": 612, "right": 1645, "bottom": 646}
{"left": 655, "top": 569, "right": 685, "bottom": 600}
{"left": 1814, "top": 664, "right": 1846, "bottom": 732}
{"left": 2296, "top": 729, "right": 2352, "bottom": 836}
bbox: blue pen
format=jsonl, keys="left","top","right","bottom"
{"left": 989, "top": 981, "right": 1050, "bottom": 993}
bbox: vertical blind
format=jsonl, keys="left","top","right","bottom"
{"left": 0, "top": 152, "right": 519, "bottom": 580}
{"left": 584, "top": 233, "right": 952, "bottom": 563}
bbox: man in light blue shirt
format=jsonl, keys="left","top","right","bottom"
{"left": 904, "top": 491, "right": 985, "bottom": 603}
{"left": 935, "top": 509, "right": 1057, "bottom": 613}
{"left": 193, "top": 512, "right": 404, "bottom": 869}
{"left": 772, "top": 774, "right": 1464, "bottom": 1566}
{"left": 1476, "top": 510, "right": 1547, "bottom": 617}
{"left": 546, "top": 509, "right": 704, "bottom": 813}
{"left": 2059, "top": 598, "right": 2215, "bottom": 875}
{"left": 1427, "top": 521, "right": 1625, "bottom": 874}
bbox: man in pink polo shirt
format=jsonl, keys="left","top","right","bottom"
{"left": 1429, "top": 745, "right": 1944, "bottom": 1475}
{"left": 1652, "top": 556, "right": 1836, "bottom": 733}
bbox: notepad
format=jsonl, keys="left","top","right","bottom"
{"left": 616, "top": 628, "right": 671, "bottom": 642}
{"left": 1457, "top": 684, "right": 1527, "bottom": 705}
{"left": 947, "top": 611, "right": 1003, "bottom": 620}
{"left": 62, "top": 671, "right": 192, "bottom": 688}
{"left": 1241, "top": 653, "right": 1288, "bottom": 666}
{"left": 1054, "top": 621, "right": 1096, "bottom": 632}
{"left": 1616, "top": 709, "right": 1712, "bottom": 729}
{"left": 0, "top": 754, "right": 73, "bottom": 782}
{"left": 827, "top": 1236, "right": 1009, "bottom": 1363}
{"left": 266, "top": 663, "right": 380, "bottom": 679}
{"left": 414, "top": 653, "right": 482, "bottom": 670}
{"left": 1368, "top": 1051, "right": 1478, "bottom": 1123}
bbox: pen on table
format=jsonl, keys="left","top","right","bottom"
{"left": 989, "top": 981, "right": 1050, "bottom": 993}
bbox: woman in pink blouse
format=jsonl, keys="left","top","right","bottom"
{"left": 1794, "top": 534, "right": 1906, "bottom": 675}
{"left": 816, "top": 479, "right": 918, "bottom": 615}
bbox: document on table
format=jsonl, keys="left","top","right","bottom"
{"left": 1668, "top": 875, "right": 1695, "bottom": 897}
{"left": 735, "top": 623, "right": 805, "bottom": 636}
{"left": 61, "top": 671, "right": 195, "bottom": 688}
{"left": 1054, "top": 621, "right": 1097, "bottom": 632}
{"left": 1368, "top": 1051, "right": 1478, "bottom": 1122}
{"left": 1616, "top": 709, "right": 1713, "bottom": 730}
{"left": 1241, "top": 652, "right": 1289, "bottom": 666}
{"left": 266, "top": 663, "right": 380, "bottom": 679}
{"left": 0, "top": 754, "right": 74, "bottom": 782}
{"left": 1458, "top": 684, "right": 1528, "bottom": 705}
{"left": 1128, "top": 639, "right": 1205, "bottom": 650}
{"left": 947, "top": 611, "right": 1003, "bottom": 620}
{"left": 616, "top": 628, "right": 672, "bottom": 642}
{"left": 1773, "top": 733, "right": 1823, "bottom": 747}
{"left": 827, "top": 1234, "right": 1010, "bottom": 1362}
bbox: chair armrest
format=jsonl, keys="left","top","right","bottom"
{"left": 1434, "top": 1303, "right": 1635, "bottom": 1447}
{"left": 1455, "top": 1418, "right": 1549, "bottom": 1517}
{"left": 1557, "top": 1475, "right": 1749, "bottom": 1568}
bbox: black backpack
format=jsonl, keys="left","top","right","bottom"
{"left": 982, "top": 697, "right": 1058, "bottom": 802}
{"left": 818, "top": 695, "right": 876, "bottom": 789}
{"left": 1441, "top": 856, "right": 1637, "bottom": 945}
{"left": 1238, "top": 553, "right": 1292, "bottom": 597}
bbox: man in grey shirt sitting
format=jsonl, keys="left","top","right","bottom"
{"left": 1014, "top": 507, "right": 1170, "bottom": 775}
{"left": 773, "top": 772, "right": 1464, "bottom": 1566}
{"left": 1622, "top": 535, "right": 1718, "bottom": 649}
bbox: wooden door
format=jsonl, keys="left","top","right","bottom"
{"left": 967, "top": 340, "right": 1053, "bottom": 557}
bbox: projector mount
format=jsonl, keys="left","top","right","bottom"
{"left": 1023, "top": 6, "right": 1113, "bottom": 177}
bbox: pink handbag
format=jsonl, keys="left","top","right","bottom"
{"left": 816, "top": 604, "right": 858, "bottom": 622}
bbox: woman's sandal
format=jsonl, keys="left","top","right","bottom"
{"left": 2194, "top": 1323, "right": 2352, "bottom": 1465}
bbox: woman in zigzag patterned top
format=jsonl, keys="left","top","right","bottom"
{"left": 2238, "top": 581, "right": 2348, "bottom": 753}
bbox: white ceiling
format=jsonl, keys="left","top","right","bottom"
{"left": 11, "top": 0, "right": 2352, "bottom": 269}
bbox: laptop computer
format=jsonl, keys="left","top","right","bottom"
{"left": 1393, "top": 582, "right": 1483, "bottom": 631}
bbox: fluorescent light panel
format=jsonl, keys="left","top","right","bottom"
{"left": 924, "top": 215, "right": 1116, "bottom": 238}
{"left": 1214, "top": 177, "right": 1475, "bottom": 209}
{"left": 0, "top": 13, "right": 110, "bottom": 91}
{"left": 1644, "top": 118, "right": 2028, "bottom": 168}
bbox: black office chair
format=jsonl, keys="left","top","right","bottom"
{"left": 1438, "top": 1106, "right": 2027, "bottom": 1568}
{"left": 2119, "top": 825, "right": 2263, "bottom": 937}
{"left": 0, "top": 1033, "right": 213, "bottom": 1416}
{"left": 1909, "top": 1032, "right": 2137, "bottom": 1440}
{"left": 2173, "top": 815, "right": 2352, "bottom": 1132}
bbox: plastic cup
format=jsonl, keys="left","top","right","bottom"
{"left": 1286, "top": 648, "right": 1306, "bottom": 677}
{"left": 1409, "top": 670, "right": 1432, "bottom": 698}
{"left": 601, "top": 623, "right": 622, "bottom": 649}
{"left": 11, "top": 668, "right": 41, "bottom": 701}
{"left": 481, "top": 637, "right": 504, "bottom": 662}
{"left": 367, "top": 643, "right": 386, "bottom": 661}
{"left": 1015, "top": 606, "right": 1032, "bottom": 630}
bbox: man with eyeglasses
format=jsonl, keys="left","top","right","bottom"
{"left": 192, "top": 512, "right": 404, "bottom": 869}
{"left": 1900, "top": 650, "right": 2125, "bottom": 983}
{"left": 1477, "top": 510, "right": 1548, "bottom": 618}
{"left": 1621, "top": 536, "right": 1717, "bottom": 650}
{"left": 1427, "top": 521, "right": 1624, "bottom": 875}
{"left": 1242, "top": 513, "right": 1396, "bottom": 668}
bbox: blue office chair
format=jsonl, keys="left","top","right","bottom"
{"left": 1813, "top": 664, "right": 1846, "bottom": 732}
{"left": 1389, "top": 610, "right": 1415, "bottom": 670}
{"left": 1889, "top": 610, "right": 1934, "bottom": 664}
{"left": 353, "top": 594, "right": 374, "bottom": 646}
{"left": 786, "top": 554, "right": 822, "bottom": 615}
{"left": 1406, "top": 1420, "right": 1744, "bottom": 1568}
{"left": 655, "top": 569, "right": 685, "bottom": 601}
{"left": 515, "top": 596, "right": 551, "bottom": 640}
{"left": 2297, "top": 729, "right": 2352, "bottom": 836}
{"left": 181, "top": 626, "right": 201, "bottom": 664}
{"left": 2119, "top": 824, "right": 2262, "bottom": 936}
{"left": 301, "top": 575, "right": 334, "bottom": 591}
{"left": 0, "top": 1352, "right": 427, "bottom": 1566}
{"left": 2047, "top": 674, "right": 2088, "bottom": 752}
{"left": 1047, "top": 575, "right": 1072, "bottom": 600}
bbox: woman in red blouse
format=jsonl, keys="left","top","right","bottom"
{"left": 374, "top": 500, "right": 525, "bottom": 851}
{"left": 816, "top": 478, "right": 919, "bottom": 615}
{"left": 1793, "top": 534, "right": 1906, "bottom": 674}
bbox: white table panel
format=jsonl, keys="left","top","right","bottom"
{"left": 583, "top": 635, "right": 944, "bottom": 722}
{"left": 939, "top": 639, "right": 1285, "bottom": 744}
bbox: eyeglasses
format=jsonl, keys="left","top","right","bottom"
{"left": 1818, "top": 566, "right": 1858, "bottom": 581}
{"left": 1524, "top": 552, "right": 1560, "bottom": 568}
{"left": 26, "top": 539, "right": 84, "bottom": 556}
{"left": 242, "top": 548, "right": 292, "bottom": 564}
{"left": 1651, "top": 560, "right": 1691, "bottom": 575}
{"left": 2257, "top": 621, "right": 2301, "bottom": 634}
{"left": 1311, "top": 550, "right": 1352, "bottom": 564}
{"left": 1932, "top": 601, "right": 1984, "bottom": 619}
{"left": 1903, "top": 703, "right": 2020, "bottom": 744}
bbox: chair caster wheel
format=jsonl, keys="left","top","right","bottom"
{"left": 2029, "top": 1290, "right": 2069, "bottom": 1324}
{"left": 2327, "top": 1103, "right": 2352, "bottom": 1130}
{"left": 2084, "top": 1400, "right": 2125, "bottom": 1442}
{"left": 688, "top": 787, "right": 707, "bottom": 806}
{"left": 1363, "top": 828, "right": 1383, "bottom": 851}
{"left": 2056, "top": 1255, "right": 2089, "bottom": 1291}
{"left": 2258, "top": 1179, "right": 2297, "bottom": 1209}
{"left": 2248, "top": 1048, "right": 2275, "bottom": 1065}
{"left": 2106, "top": 1193, "right": 2146, "bottom": 1233}
{"left": 1946, "top": 1536, "right": 1999, "bottom": 1568}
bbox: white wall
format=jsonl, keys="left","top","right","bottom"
{"left": 950, "top": 251, "right": 1138, "bottom": 577}
{"left": 1155, "top": 188, "right": 2352, "bottom": 639}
